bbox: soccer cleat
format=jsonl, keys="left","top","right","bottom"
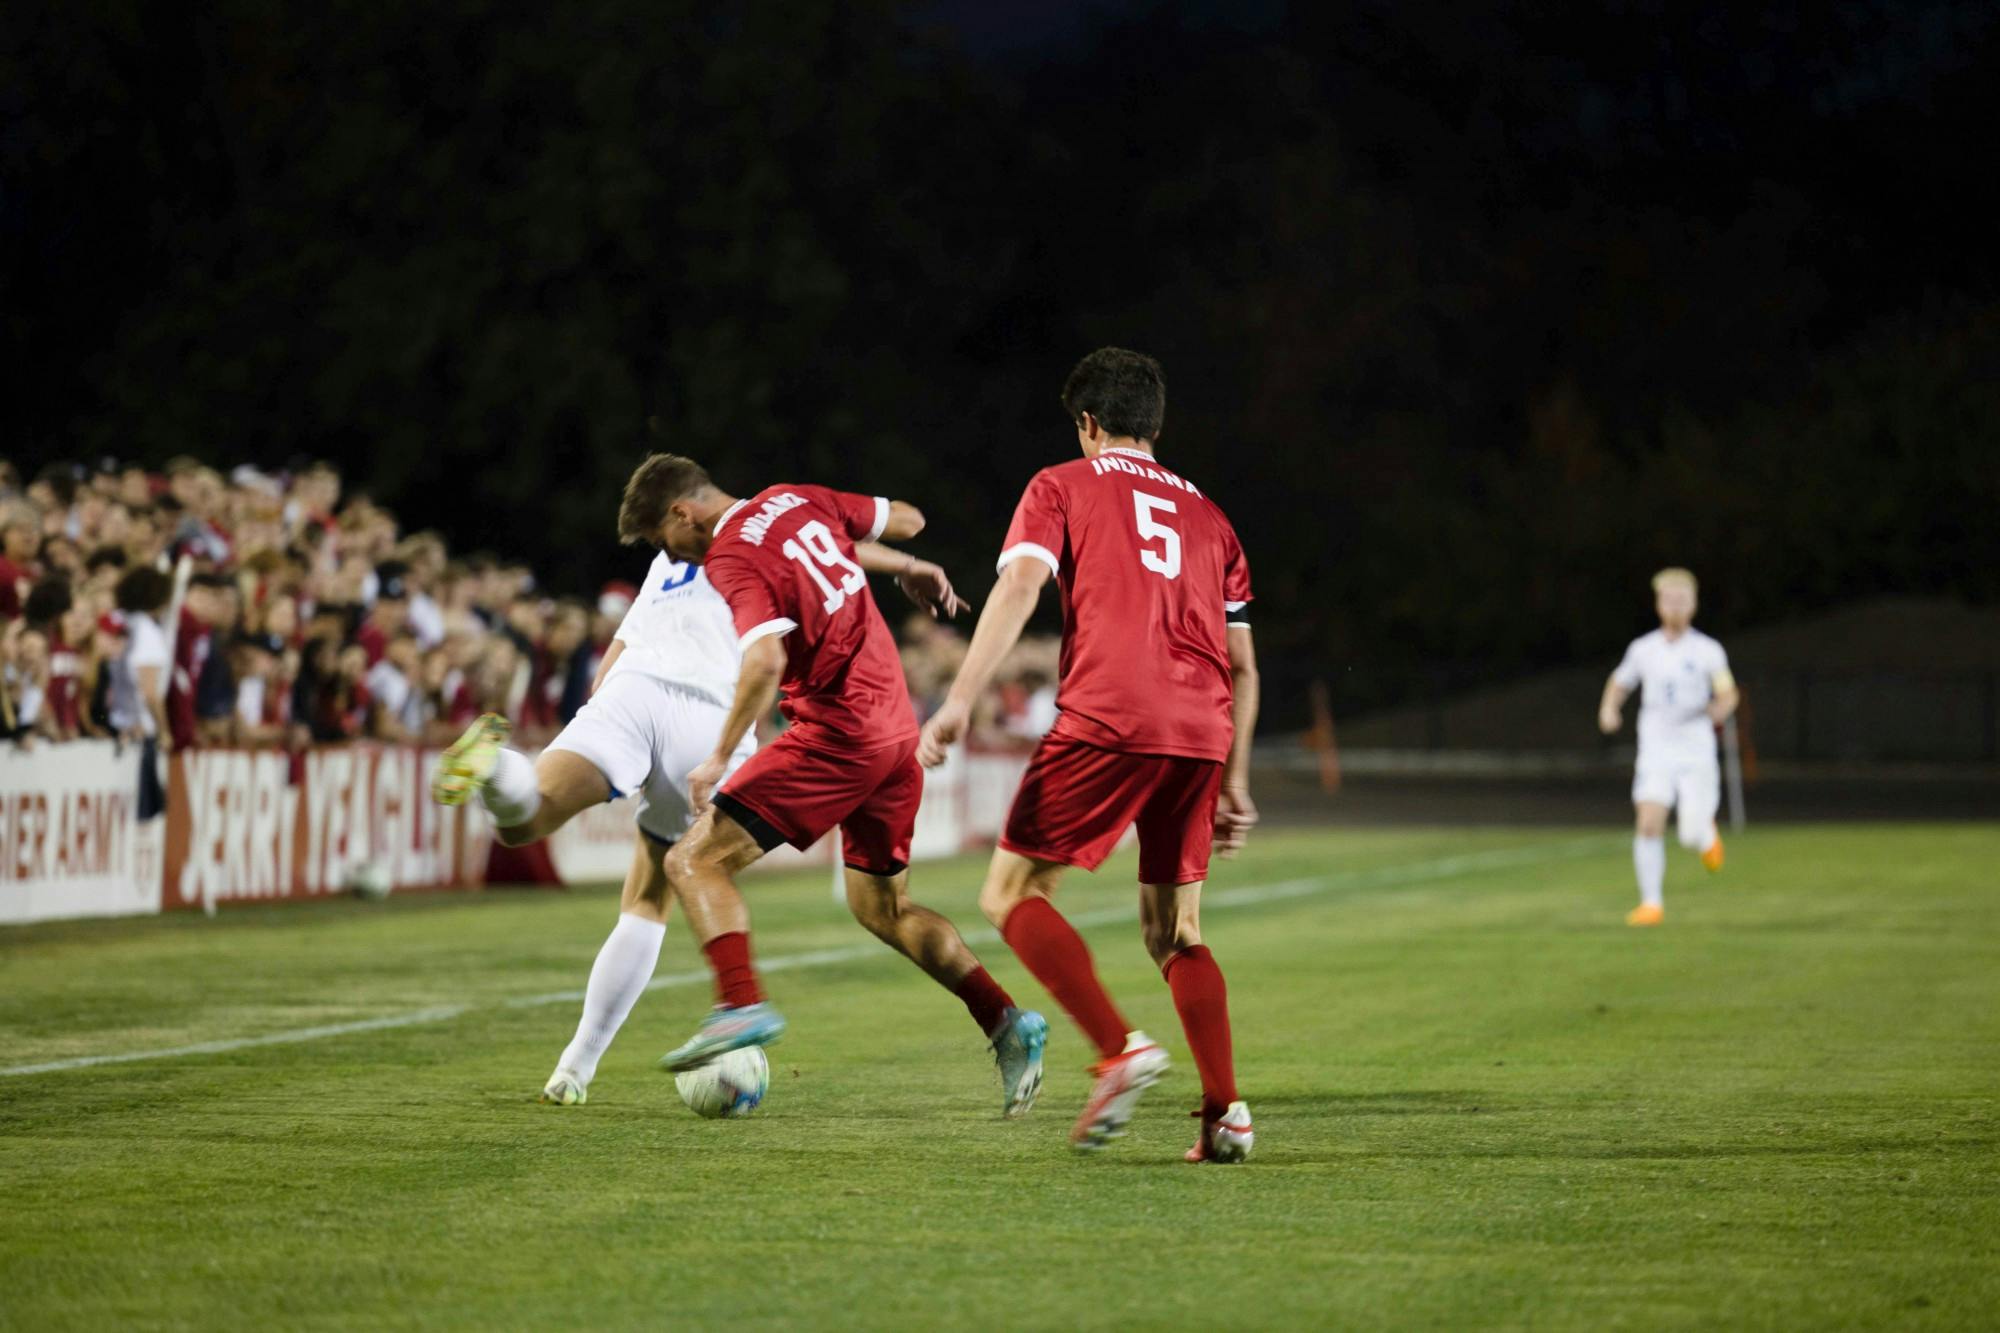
{"left": 658, "top": 1001, "right": 787, "bottom": 1073}
{"left": 539, "top": 1068, "right": 587, "bottom": 1106}
{"left": 1186, "top": 1100, "right": 1255, "bottom": 1164}
{"left": 1070, "top": 1031, "right": 1170, "bottom": 1153}
{"left": 1701, "top": 833, "right": 1725, "bottom": 873}
{"left": 1626, "top": 903, "right": 1665, "bottom": 927}
{"left": 431, "top": 712, "right": 510, "bottom": 806}
{"left": 990, "top": 1006, "right": 1049, "bottom": 1119}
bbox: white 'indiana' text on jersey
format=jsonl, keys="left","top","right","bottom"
{"left": 1612, "top": 627, "right": 1731, "bottom": 763}
{"left": 604, "top": 552, "right": 741, "bottom": 707}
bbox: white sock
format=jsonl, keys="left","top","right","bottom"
{"left": 557, "top": 913, "right": 667, "bottom": 1084}
{"left": 479, "top": 747, "right": 542, "bottom": 827}
{"left": 1634, "top": 835, "right": 1665, "bottom": 908}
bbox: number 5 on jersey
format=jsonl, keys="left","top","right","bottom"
{"left": 783, "top": 520, "right": 867, "bottom": 612}
{"left": 1133, "top": 491, "right": 1181, "bottom": 579}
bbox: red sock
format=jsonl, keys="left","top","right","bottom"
{"left": 953, "top": 966, "right": 1015, "bottom": 1039}
{"left": 1000, "top": 896, "right": 1127, "bottom": 1059}
{"left": 702, "top": 932, "right": 764, "bottom": 1008}
{"left": 1164, "top": 945, "right": 1237, "bottom": 1114}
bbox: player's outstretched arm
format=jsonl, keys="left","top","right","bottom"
{"left": 853, "top": 542, "right": 969, "bottom": 619}
{"left": 1707, "top": 670, "right": 1740, "bottom": 724}
{"left": 1216, "top": 625, "right": 1261, "bottom": 858}
{"left": 916, "top": 557, "right": 1050, "bottom": 767}
{"left": 590, "top": 638, "right": 626, "bottom": 697}
{"left": 1597, "top": 675, "right": 1629, "bottom": 734}
{"left": 880, "top": 500, "right": 926, "bottom": 542}
{"left": 687, "top": 635, "right": 785, "bottom": 812}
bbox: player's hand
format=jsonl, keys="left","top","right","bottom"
{"left": 1214, "top": 783, "right": 1258, "bottom": 859}
{"left": 1597, "top": 704, "right": 1622, "bottom": 735}
{"left": 686, "top": 752, "right": 728, "bottom": 814}
{"left": 917, "top": 698, "right": 969, "bottom": 768}
{"left": 896, "top": 560, "right": 969, "bottom": 620}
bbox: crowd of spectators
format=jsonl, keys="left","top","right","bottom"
{"left": 0, "top": 458, "right": 1059, "bottom": 757}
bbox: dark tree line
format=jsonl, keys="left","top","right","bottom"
{"left": 7, "top": 1, "right": 1997, "bottom": 725}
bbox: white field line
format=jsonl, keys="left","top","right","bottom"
{"left": 1, "top": 836, "right": 1611, "bottom": 1079}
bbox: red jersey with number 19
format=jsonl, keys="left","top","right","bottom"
{"left": 702, "top": 484, "right": 917, "bottom": 750}
{"left": 998, "top": 447, "right": 1251, "bottom": 762}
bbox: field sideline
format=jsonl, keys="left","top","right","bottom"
{"left": 2, "top": 824, "right": 1996, "bottom": 1329}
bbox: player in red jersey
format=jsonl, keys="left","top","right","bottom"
{"left": 617, "top": 455, "right": 1049, "bottom": 1113}
{"left": 919, "top": 348, "right": 1261, "bottom": 1161}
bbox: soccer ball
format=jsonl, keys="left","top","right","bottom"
{"left": 674, "top": 1047, "right": 769, "bottom": 1119}
{"left": 347, "top": 859, "right": 392, "bottom": 900}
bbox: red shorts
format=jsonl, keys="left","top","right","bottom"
{"left": 715, "top": 727, "right": 922, "bottom": 876}
{"left": 1001, "top": 736, "right": 1223, "bottom": 885}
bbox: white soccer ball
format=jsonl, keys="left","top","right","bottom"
{"left": 674, "top": 1047, "right": 769, "bottom": 1119}
{"left": 347, "top": 859, "right": 393, "bottom": 900}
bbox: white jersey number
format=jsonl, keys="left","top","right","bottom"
{"left": 782, "top": 520, "right": 868, "bottom": 613}
{"left": 1132, "top": 492, "right": 1182, "bottom": 580}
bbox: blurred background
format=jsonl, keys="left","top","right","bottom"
{"left": 5, "top": 0, "right": 1998, "bottom": 825}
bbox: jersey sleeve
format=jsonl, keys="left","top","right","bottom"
{"left": 1221, "top": 516, "right": 1253, "bottom": 626}
{"left": 1708, "top": 640, "right": 1735, "bottom": 689}
{"left": 703, "top": 549, "right": 796, "bottom": 651}
{"left": 799, "top": 485, "right": 889, "bottom": 544}
{"left": 997, "top": 470, "right": 1065, "bottom": 576}
{"left": 1612, "top": 640, "right": 1644, "bottom": 689}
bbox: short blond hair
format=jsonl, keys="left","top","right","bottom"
{"left": 1651, "top": 567, "right": 1698, "bottom": 594}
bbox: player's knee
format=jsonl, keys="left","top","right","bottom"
{"left": 1676, "top": 821, "right": 1708, "bottom": 851}
{"left": 1142, "top": 918, "right": 1200, "bottom": 968}
{"left": 663, "top": 836, "right": 707, "bottom": 885}
{"left": 845, "top": 882, "right": 902, "bottom": 936}
{"left": 978, "top": 878, "right": 1031, "bottom": 928}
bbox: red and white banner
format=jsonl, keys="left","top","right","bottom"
{"left": 0, "top": 740, "right": 1039, "bottom": 924}
{"left": 0, "top": 741, "right": 162, "bottom": 925}
{"left": 162, "top": 746, "right": 492, "bottom": 912}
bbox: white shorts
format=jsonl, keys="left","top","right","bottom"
{"left": 544, "top": 672, "right": 755, "bottom": 843}
{"left": 1632, "top": 753, "right": 1719, "bottom": 825}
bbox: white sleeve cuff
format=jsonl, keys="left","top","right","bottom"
{"left": 737, "top": 617, "right": 798, "bottom": 651}
{"left": 996, "top": 542, "right": 1060, "bottom": 577}
{"left": 1225, "top": 600, "right": 1249, "bottom": 613}
{"left": 866, "top": 497, "right": 890, "bottom": 543}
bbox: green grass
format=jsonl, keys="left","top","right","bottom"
{"left": 2, "top": 824, "right": 1997, "bottom": 1330}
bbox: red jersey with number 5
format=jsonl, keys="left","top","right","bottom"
{"left": 999, "top": 447, "right": 1251, "bottom": 761}
{"left": 703, "top": 484, "right": 917, "bottom": 749}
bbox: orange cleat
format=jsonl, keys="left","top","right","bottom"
{"left": 1701, "top": 834, "right": 1725, "bottom": 873}
{"left": 1626, "top": 903, "right": 1665, "bottom": 927}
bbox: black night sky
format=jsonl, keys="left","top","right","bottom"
{"left": 6, "top": 1, "right": 1997, "bottom": 723}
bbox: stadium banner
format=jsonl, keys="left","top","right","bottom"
{"left": 0, "top": 739, "right": 161, "bottom": 926}
{"left": 162, "top": 745, "right": 492, "bottom": 912}
{"left": 534, "top": 746, "right": 1034, "bottom": 887}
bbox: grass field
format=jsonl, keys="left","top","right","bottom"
{"left": 3, "top": 824, "right": 1997, "bottom": 1330}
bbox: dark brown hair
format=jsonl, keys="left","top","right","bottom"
{"left": 617, "top": 453, "right": 713, "bottom": 546}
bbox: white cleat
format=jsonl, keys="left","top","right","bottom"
{"left": 1186, "top": 1100, "right": 1254, "bottom": 1164}
{"left": 539, "top": 1068, "right": 587, "bottom": 1106}
{"left": 1070, "top": 1031, "right": 1170, "bottom": 1153}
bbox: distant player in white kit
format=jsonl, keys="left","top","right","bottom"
{"left": 1597, "top": 567, "right": 1739, "bottom": 926}
{"left": 431, "top": 471, "right": 964, "bottom": 1105}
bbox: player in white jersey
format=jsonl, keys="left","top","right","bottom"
{"left": 431, "top": 514, "right": 962, "bottom": 1105}
{"left": 1597, "top": 567, "right": 1739, "bottom": 926}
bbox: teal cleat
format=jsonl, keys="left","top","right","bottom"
{"left": 659, "top": 1002, "right": 787, "bottom": 1073}
{"left": 992, "top": 1007, "right": 1048, "bottom": 1119}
